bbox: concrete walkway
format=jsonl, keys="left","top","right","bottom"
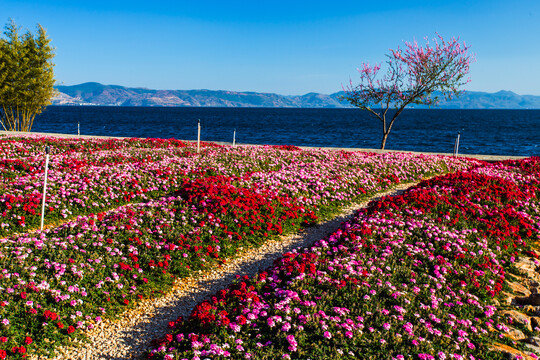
{"left": 0, "top": 130, "right": 528, "bottom": 162}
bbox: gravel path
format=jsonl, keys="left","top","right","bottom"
{"left": 31, "top": 183, "right": 414, "bottom": 360}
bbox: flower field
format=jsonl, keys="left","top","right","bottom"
{"left": 145, "top": 158, "right": 540, "bottom": 360}
{"left": 0, "top": 134, "right": 479, "bottom": 359}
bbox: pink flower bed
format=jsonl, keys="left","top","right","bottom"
{"left": 147, "top": 158, "right": 540, "bottom": 360}
{"left": 0, "top": 134, "right": 478, "bottom": 359}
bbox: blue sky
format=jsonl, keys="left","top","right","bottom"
{"left": 3, "top": 0, "right": 540, "bottom": 95}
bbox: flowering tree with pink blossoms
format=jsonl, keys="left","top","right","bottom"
{"left": 343, "top": 34, "right": 474, "bottom": 150}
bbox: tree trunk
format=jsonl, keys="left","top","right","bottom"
{"left": 380, "top": 132, "right": 389, "bottom": 150}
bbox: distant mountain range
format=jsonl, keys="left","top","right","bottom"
{"left": 52, "top": 82, "right": 540, "bottom": 109}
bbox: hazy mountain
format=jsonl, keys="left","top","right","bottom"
{"left": 53, "top": 82, "right": 345, "bottom": 108}
{"left": 52, "top": 83, "right": 540, "bottom": 109}
{"left": 412, "top": 90, "right": 540, "bottom": 109}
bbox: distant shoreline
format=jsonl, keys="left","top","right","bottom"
{"left": 46, "top": 105, "right": 540, "bottom": 110}
{"left": 52, "top": 82, "right": 540, "bottom": 109}
{"left": 0, "top": 130, "right": 527, "bottom": 162}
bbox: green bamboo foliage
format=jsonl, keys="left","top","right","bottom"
{"left": 0, "top": 19, "right": 56, "bottom": 132}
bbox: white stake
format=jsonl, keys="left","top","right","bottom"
{"left": 197, "top": 120, "right": 201, "bottom": 154}
{"left": 453, "top": 132, "right": 461, "bottom": 157}
{"left": 78, "top": 122, "right": 80, "bottom": 136}
{"left": 233, "top": 129, "right": 236, "bottom": 147}
{"left": 40, "top": 146, "right": 51, "bottom": 231}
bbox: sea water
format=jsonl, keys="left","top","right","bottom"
{"left": 31, "top": 107, "right": 540, "bottom": 157}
